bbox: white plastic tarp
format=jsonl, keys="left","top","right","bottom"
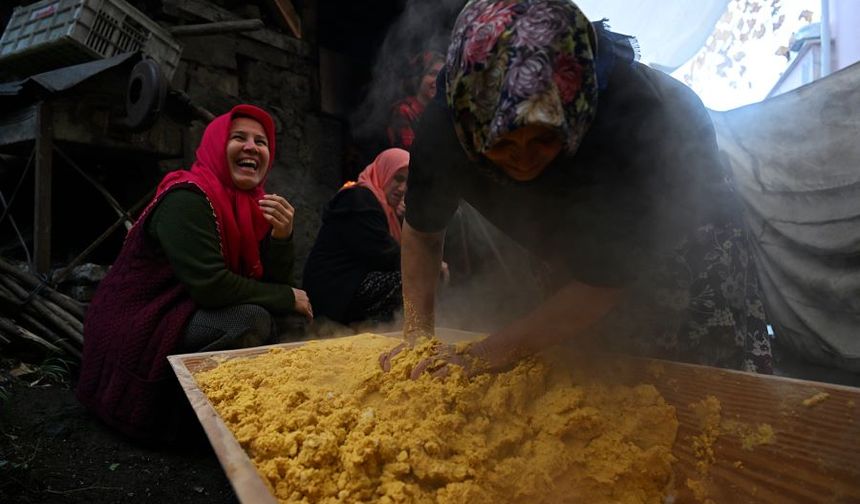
{"left": 711, "top": 61, "right": 860, "bottom": 372}
{"left": 575, "top": 0, "right": 731, "bottom": 71}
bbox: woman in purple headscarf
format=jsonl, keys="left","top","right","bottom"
{"left": 384, "top": 0, "right": 772, "bottom": 377}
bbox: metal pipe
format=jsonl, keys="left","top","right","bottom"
{"left": 821, "top": 0, "right": 832, "bottom": 77}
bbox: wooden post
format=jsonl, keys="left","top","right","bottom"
{"left": 33, "top": 101, "right": 53, "bottom": 275}
{"left": 301, "top": 0, "right": 317, "bottom": 46}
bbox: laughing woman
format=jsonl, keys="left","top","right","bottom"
{"left": 77, "top": 104, "right": 312, "bottom": 440}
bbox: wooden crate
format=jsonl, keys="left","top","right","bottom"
{"left": 168, "top": 330, "right": 860, "bottom": 504}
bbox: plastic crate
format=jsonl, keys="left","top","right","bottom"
{"left": 0, "top": 0, "right": 182, "bottom": 80}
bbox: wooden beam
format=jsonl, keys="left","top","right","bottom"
{"left": 0, "top": 316, "right": 62, "bottom": 353}
{"left": 33, "top": 102, "right": 53, "bottom": 275}
{"left": 264, "top": 0, "right": 302, "bottom": 39}
{"left": 162, "top": 0, "right": 310, "bottom": 56}
{"left": 169, "top": 19, "right": 264, "bottom": 37}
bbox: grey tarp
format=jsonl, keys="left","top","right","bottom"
{"left": 0, "top": 52, "right": 138, "bottom": 99}
{"left": 711, "top": 61, "right": 860, "bottom": 373}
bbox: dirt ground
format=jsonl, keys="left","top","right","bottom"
{"left": 0, "top": 359, "right": 237, "bottom": 504}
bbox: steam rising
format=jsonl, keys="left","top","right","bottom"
{"left": 345, "top": 0, "right": 547, "bottom": 334}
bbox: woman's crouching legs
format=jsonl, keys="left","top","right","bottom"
{"left": 180, "top": 304, "right": 276, "bottom": 352}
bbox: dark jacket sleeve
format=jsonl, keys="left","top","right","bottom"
{"left": 261, "top": 234, "right": 296, "bottom": 285}
{"left": 146, "top": 188, "right": 296, "bottom": 314}
{"left": 334, "top": 188, "right": 401, "bottom": 271}
{"left": 404, "top": 98, "right": 464, "bottom": 232}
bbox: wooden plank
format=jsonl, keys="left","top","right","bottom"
{"left": 169, "top": 352, "right": 278, "bottom": 504}
{"left": 162, "top": 0, "right": 310, "bottom": 57}
{"left": 169, "top": 330, "right": 860, "bottom": 503}
{"left": 264, "top": 0, "right": 302, "bottom": 39}
{"left": 33, "top": 101, "right": 52, "bottom": 274}
{"left": 563, "top": 352, "right": 860, "bottom": 503}
{"left": 659, "top": 364, "right": 856, "bottom": 502}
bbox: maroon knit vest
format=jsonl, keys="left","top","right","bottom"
{"left": 76, "top": 201, "right": 195, "bottom": 440}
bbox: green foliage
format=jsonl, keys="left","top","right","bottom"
{"left": 34, "top": 357, "right": 72, "bottom": 385}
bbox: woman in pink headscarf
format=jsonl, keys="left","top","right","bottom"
{"left": 303, "top": 148, "right": 410, "bottom": 325}
{"left": 77, "top": 104, "right": 311, "bottom": 440}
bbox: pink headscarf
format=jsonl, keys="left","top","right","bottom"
{"left": 348, "top": 148, "right": 409, "bottom": 243}
{"left": 150, "top": 104, "right": 276, "bottom": 279}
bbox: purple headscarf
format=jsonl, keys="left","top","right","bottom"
{"left": 446, "top": 0, "right": 599, "bottom": 165}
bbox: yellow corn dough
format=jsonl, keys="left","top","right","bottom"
{"left": 802, "top": 392, "right": 830, "bottom": 407}
{"left": 195, "top": 334, "right": 679, "bottom": 503}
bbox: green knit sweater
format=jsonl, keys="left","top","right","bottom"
{"left": 145, "top": 188, "right": 296, "bottom": 313}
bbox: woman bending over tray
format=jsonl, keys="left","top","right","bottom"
{"left": 383, "top": 0, "right": 772, "bottom": 378}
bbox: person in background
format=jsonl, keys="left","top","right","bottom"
{"left": 384, "top": 0, "right": 772, "bottom": 378}
{"left": 386, "top": 51, "right": 445, "bottom": 150}
{"left": 77, "top": 104, "right": 312, "bottom": 440}
{"left": 303, "top": 148, "right": 411, "bottom": 327}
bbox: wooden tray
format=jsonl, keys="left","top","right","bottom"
{"left": 168, "top": 330, "right": 860, "bottom": 504}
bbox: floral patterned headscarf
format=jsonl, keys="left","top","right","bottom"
{"left": 446, "top": 0, "right": 598, "bottom": 162}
